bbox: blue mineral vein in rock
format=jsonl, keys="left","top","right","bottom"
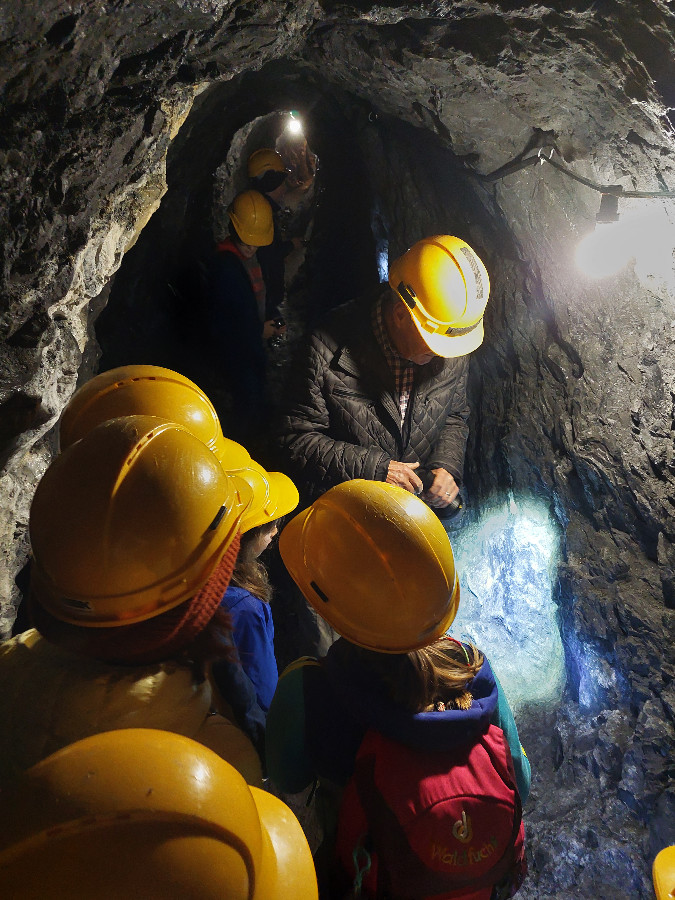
{"left": 447, "top": 495, "right": 565, "bottom": 715}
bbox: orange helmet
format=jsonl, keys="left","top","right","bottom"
{"left": 247, "top": 148, "right": 287, "bottom": 179}
{"left": 654, "top": 846, "right": 675, "bottom": 900}
{"left": 58, "top": 365, "right": 237, "bottom": 462}
{"left": 228, "top": 191, "right": 273, "bottom": 246}
{"left": 30, "top": 415, "right": 252, "bottom": 627}
{"left": 231, "top": 461, "right": 299, "bottom": 533}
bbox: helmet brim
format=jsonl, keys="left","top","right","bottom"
{"left": 411, "top": 313, "right": 484, "bottom": 359}
{"left": 266, "top": 471, "right": 300, "bottom": 521}
{"left": 236, "top": 466, "right": 300, "bottom": 534}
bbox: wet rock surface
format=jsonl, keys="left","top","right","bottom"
{"left": 1, "top": 2, "right": 675, "bottom": 896}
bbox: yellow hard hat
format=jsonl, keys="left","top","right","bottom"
{"left": 0, "top": 728, "right": 318, "bottom": 900}
{"left": 247, "top": 148, "right": 287, "bottom": 179}
{"left": 228, "top": 190, "right": 274, "bottom": 247}
{"left": 29, "top": 415, "right": 252, "bottom": 627}
{"left": 279, "top": 480, "right": 460, "bottom": 653}
{"left": 388, "top": 235, "right": 490, "bottom": 358}
{"left": 653, "top": 846, "right": 675, "bottom": 900}
{"left": 232, "top": 461, "right": 300, "bottom": 533}
{"left": 58, "top": 364, "right": 240, "bottom": 465}
{"left": 218, "top": 436, "right": 253, "bottom": 471}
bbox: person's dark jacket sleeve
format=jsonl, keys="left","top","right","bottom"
{"left": 278, "top": 329, "right": 392, "bottom": 496}
{"left": 423, "top": 353, "right": 470, "bottom": 483}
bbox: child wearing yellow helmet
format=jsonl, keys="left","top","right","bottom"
{"left": 0, "top": 416, "right": 263, "bottom": 791}
{"left": 267, "top": 481, "right": 530, "bottom": 900}
{"left": 215, "top": 462, "right": 299, "bottom": 714}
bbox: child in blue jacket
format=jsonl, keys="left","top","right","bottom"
{"left": 219, "top": 463, "right": 299, "bottom": 714}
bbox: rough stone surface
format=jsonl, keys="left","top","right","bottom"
{"left": 1, "top": 2, "right": 675, "bottom": 896}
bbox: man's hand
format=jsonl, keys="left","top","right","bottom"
{"left": 386, "top": 460, "right": 423, "bottom": 494}
{"left": 423, "top": 468, "right": 459, "bottom": 508}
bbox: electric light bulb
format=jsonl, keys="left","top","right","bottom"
{"left": 630, "top": 207, "right": 675, "bottom": 293}
{"left": 286, "top": 116, "right": 302, "bottom": 135}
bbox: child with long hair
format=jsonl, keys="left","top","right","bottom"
{"left": 267, "top": 481, "right": 530, "bottom": 900}
{"left": 219, "top": 464, "right": 299, "bottom": 714}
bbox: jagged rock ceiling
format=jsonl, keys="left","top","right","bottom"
{"left": 1, "top": 2, "right": 674, "bottom": 897}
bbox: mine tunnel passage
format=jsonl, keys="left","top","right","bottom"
{"left": 5, "top": 39, "right": 673, "bottom": 896}
{"left": 82, "top": 59, "right": 675, "bottom": 900}
{"left": 95, "top": 68, "right": 568, "bottom": 726}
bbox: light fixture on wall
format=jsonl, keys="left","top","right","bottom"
{"left": 477, "top": 147, "right": 675, "bottom": 280}
{"left": 575, "top": 188, "right": 629, "bottom": 278}
{"left": 595, "top": 192, "right": 621, "bottom": 224}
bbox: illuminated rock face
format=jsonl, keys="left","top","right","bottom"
{"left": 0, "top": 3, "right": 674, "bottom": 897}
{"left": 449, "top": 497, "right": 566, "bottom": 716}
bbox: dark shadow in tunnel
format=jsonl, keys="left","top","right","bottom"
{"left": 93, "top": 64, "right": 385, "bottom": 451}
{"left": 95, "top": 65, "right": 380, "bottom": 368}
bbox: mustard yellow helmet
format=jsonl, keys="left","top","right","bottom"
{"left": 653, "top": 846, "right": 675, "bottom": 900}
{"left": 58, "top": 364, "right": 245, "bottom": 467}
{"left": 30, "top": 415, "right": 252, "bottom": 627}
{"left": 279, "top": 480, "right": 460, "bottom": 653}
{"left": 0, "top": 728, "right": 318, "bottom": 900}
{"left": 232, "top": 461, "right": 299, "bottom": 533}
{"left": 247, "top": 148, "right": 287, "bottom": 179}
{"left": 388, "top": 235, "right": 490, "bottom": 358}
{"left": 228, "top": 191, "right": 274, "bottom": 247}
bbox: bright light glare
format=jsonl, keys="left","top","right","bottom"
{"left": 447, "top": 495, "right": 565, "bottom": 714}
{"left": 575, "top": 221, "right": 631, "bottom": 278}
{"left": 286, "top": 117, "right": 303, "bottom": 135}
{"left": 191, "top": 761, "right": 210, "bottom": 788}
{"left": 576, "top": 205, "right": 675, "bottom": 285}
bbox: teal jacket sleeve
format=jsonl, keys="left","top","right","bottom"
{"left": 265, "top": 658, "right": 319, "bottom": 793}
{"left": 490, "top": 671, "right": 531, "bottom": 804}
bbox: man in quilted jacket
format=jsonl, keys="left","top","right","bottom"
{"left": 274, "top": 236, "right": 490, "bottom": 658}
{"left": 278, "top": 235, "right": 490, "bottom": 511}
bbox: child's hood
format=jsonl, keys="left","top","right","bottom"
{"left": 321, "top": 639, "right": 499, "bottom": 753}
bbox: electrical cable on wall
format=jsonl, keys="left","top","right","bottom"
{"left": 471, "top": 146, "right": 675, "bottom": 279}
{"left": 477, "top": 146, "right": 675, "bottom": 199}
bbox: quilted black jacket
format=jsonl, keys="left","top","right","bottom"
{"left": 278, "top": 290, "right": 470, "bottom": 505}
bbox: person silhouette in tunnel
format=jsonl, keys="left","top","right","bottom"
{"left": 275, "top": 235, "right": 490, "bottom": 656}
{"left": 203, "top": 189, "right": 285, "bottom": 448}
{"left": 247, "top": 148, "right": 304, "bottom": 322}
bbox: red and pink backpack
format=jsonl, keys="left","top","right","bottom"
{"left": 335, "top": 725, "right": 526, "bottom": 899}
